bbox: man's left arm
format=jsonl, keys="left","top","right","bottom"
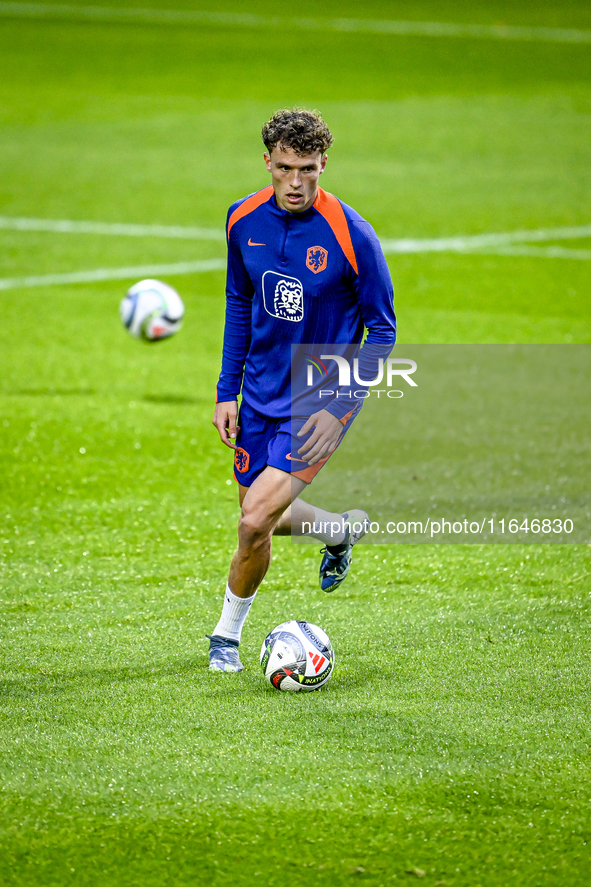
{"left": 325, "top": 219, "right": 396, "bottom": 422}
{"left": 297, "top": 220, "right": 396, "bottom": 463}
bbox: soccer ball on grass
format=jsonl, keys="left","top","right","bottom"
{"left": 120, "top": 278, "right": 184, "bottom": 342}
{"left": 260, "top": 620, "right": 334, "bottom": 691}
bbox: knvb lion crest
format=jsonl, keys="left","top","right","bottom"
{"left": 262, "top": 271, "right": 304, "bottom": 322}
{"left": 274, "top": 278, "right": 303, "bottom": 320}
{"left": 234, "top": 447, "right": 250, "bottom": 473}
{"left": 306, "top": 246, "right": 328, "bottom": 274}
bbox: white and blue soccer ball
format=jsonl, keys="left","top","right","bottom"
{"left": 260, "top": 620, "right": 335, "bottom": 692}
{"left": 120, "top": 278, "right": 184, "bottom": 342}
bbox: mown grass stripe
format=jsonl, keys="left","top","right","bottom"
{"left": 1, "top": 221, "right": 590, "bottom": 290}
{"left": 0, "top": 2, "right": 590, "bottom": 45}
{"left": 484, "top": 245, "right": 591, "bottom": 260}
{"left": 379, "top": 224, "right": 591, "bottom": 254}
{"left": 2, "top": 216, "right": 590, "bottom": 249}
{"left": 0, "top": 259, "right": 226, "bottom": 290}
{"left": 0, "top": 216, "right": 225, "bottom": 241}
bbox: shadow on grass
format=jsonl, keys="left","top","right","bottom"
{"left": 0, "top": 655, "right": 209, "bottom": 697}
{"left": 142, "top": 394, "right": 204, "bottom": 405}
{"left": 10, "top": 388, "right": 96, "bottom": 397}
{"left": 1, "top": 658, "right": 380, "bottom": 698}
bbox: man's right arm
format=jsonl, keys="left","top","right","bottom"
{"left": 212, "top": 399, "right": 239, "bottom": 448}
{"left": 213, "top": 219, "right": 254, "bottom": 446}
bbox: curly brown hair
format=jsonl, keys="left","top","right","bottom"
{"left": 262, "top": 108, "right": 334, "bottom": 156}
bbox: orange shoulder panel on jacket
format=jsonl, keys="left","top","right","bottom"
{"left": 313, "top": 188, "right": 358, "bottom": 275}
{"left": 227, "top": 185, "right": 274, "bottom": 236}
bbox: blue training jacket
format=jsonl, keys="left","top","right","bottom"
{"left": 215, "top": 185, "right": 396, "bottom": 420}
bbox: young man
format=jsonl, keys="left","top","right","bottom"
{"left": 209, "top": 108, "right": 396, "bottom": 672}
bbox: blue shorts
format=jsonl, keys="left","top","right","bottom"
{"left": 233, "top": 399, "right": 359, "bottom": 487}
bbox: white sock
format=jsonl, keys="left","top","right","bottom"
{"left": 304, "top": 505, "right": 346, "bottom": 546}
{"left": 212, "top": 584, "right": 256, "bottom": 643}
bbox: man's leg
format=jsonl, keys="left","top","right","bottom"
{"left": 273, "top": 497, "right": 315, "bottom": 536}
{"left": 274, "top": 497, "right": 369, "bottom": 592}
{"left": 274, "top": 498, "right": 345, "bottom": 540}
{"left": 229, "top": 467, "right": 307, "bottom": 598}
{"left": 271, "top": 491, "right": 369, "bottom": 598}
{"left": 209, "top": 416, "right": 369, "bottom": 670}
{"left": 208, "top": 467, "right": 306, "bottom": 672}
{"left": 278, "top": 411, "right": 370, "bottom": 591}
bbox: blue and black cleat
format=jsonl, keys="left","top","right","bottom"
{"left": 319, "top": 509, "right": 370, "bottom": 593}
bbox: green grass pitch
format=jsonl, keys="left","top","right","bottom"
{"left": 1, "top": 1, "right": 590, "bottom": 885}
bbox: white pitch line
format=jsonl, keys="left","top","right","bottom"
{"left": 0, "top": 2, "right": 590, "bottom": 45}
{"left": 482, "top": 245, "right": 591, "bottom": 260}
{"left": 0, "top": 259, "right": 226, "bottom": 291}
{"left": 1, "top": 220, "right": 590, "bottom": 291}
{"left": 0, "top": 216, "right": 225, "bottom": 241}
{"left": 2, "top": 216, "right": 590, "bottom": 252}
{"left": 379, "top": 224, "right": 591, "bottom": 254}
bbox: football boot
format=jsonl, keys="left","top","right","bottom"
{"left": 319, "top": 509, "right": 370, "bottom": 593}
{"left": 207, "top": 634, "right": 244, "bottom": 672}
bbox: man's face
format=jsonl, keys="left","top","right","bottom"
{"left": 264, "top": 145, "right": 327, "bottom": 213}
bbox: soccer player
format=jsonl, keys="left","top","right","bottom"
{"left": 208, "top": 108, "right": 396, "bottom": 672}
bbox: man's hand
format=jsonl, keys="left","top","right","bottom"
{"left": 213, "top": 400, "right": 239, "bottom": 448}
{"left": 297, "top": 409, "right": 342, "bottom": 465}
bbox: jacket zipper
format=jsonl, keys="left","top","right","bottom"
{"left": 280, "top": 214, "right": 290, "bottom": 265}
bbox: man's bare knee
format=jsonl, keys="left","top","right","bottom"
{"left": 238, "top": 509, "right": 274, "bottom": 550}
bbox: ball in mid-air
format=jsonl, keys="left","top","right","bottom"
{"left": 260, "top": 620, "right": 335, "bottom": 692}
{"left": 120, "top": 278, "right": 184, "bottom": 342}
